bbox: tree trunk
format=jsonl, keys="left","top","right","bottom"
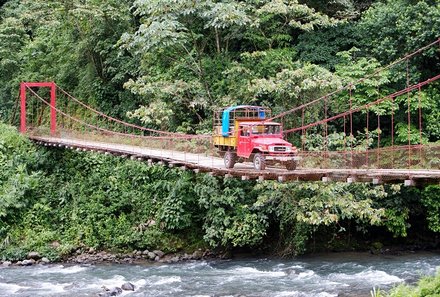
{"left": 215, "top": 27, "right": 221, "bottom": 53}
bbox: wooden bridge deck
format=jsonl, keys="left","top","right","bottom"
{"left": 30, "top": 136, "right": 440, "bottom": 185}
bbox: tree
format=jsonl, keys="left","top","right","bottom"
{"left": 120, "top": 0, "right": 337, "bottom": 132}
{"left": 357, "top": 0, "right": 440, "bottom": 81}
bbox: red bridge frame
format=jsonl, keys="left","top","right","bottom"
{"left": 20, "top": 82, "right": 56, "bottom": 135}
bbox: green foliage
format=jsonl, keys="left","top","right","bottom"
{"left": 421, "top": 85, "right": 440, "bottom": 140}
{"left": 0, "top": 123, "right": 41, "bottom": 227}
{"left": 0, "top": 0, "right": 139, "bottom": 122}
{"left": 196, "top": 175, "right": 268, "bottom": 248}
{"left": 127, "top": 101, "right": 174, "bottom": 130}
{"left": 377, "top": 269, "right": 440, "bottom": 297}
{"left": 1, "top": 0, "right": 439, "bottom": 137}
{"left": 302, "top": 129, "right": 381, "bottom": 152}
{"left": 249, "top": 63, "right": 341, "bottom": 111}
{"left": 156, "top": 172, "right": 196, "bottom": 231}
{"left": 297, "top": 22, "right": 359, "bottom": 68}
{"left": 383, "top": 208, "right": 409, "bottom": 237}
{"left": 254, "top": 182, "right": 392, "bottom": 255}
{"left": 357, "top": 0, "right": 440, "bottom": 72}
{"left": 421, "top": 185, "right": 440, "bottom": 233}
{"left": 334, "top": 47, "right": 392, "bottom": 115}
{"left": 395, "top": 122, "right": 428, "bottom": 145}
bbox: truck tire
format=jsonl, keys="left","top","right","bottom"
{"left": 253, "top": 153, "right": 266, "bottom": 170}
{"left": 285, "top": 160, "right": 297, "bottom": 170}
{"left": 224, "top": 151, "right": 237, "bottom": 169}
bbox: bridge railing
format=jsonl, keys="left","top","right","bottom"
{"left": 286, "top": 74, "right": 440, "bottom": 170}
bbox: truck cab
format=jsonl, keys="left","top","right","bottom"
{"left": 213, "top": 106, "right": 300, "bottom": 170}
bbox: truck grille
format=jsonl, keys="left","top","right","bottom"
{"left": 273, "top": 146, "right": 287, "bottom": 152}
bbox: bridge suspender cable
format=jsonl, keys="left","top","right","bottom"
{"left": 267, "top": 37, "right": 440, "bottom": 123}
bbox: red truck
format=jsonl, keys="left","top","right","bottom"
{"left": 213, "top": 106, "right": 300, "bottom": 170}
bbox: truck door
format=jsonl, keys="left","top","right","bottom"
{"left": 237, "top": 126, "right": 252, "bottom": 158}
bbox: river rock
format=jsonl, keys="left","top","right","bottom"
{"left": 153, "top": 250, "right": 164, "bottom": 258}
{"left": 169, "top": 256, "right": 180, "bottom": 263}
{"left": 108, "top": 287, "right": 122, "bottom": 296}
{"left": 121, "top": 282, "right": 135, "bottom": 291}
{"left": 192, "top": 250, "right": 203, "bottom": 260}
{"left": 181, "top": 253, "right": 189, "bottom": 261}
{"left": 21, "top": 259, "right": 35, "bottom": 266}
{"left": 142, "top": 249, "right": 149, "bottom": 255}
{"left": 98, "top": 286, "right": 123, "bottom": 297}
{"left": 40, "top": 257, "right": 50, "bottom": 264}
{"left": 27, "top": 251, "right": 40, "bottom": 260}
{"left": 2, "top": 261, "right": 12, "bottom": 267}
{"left": 147, "top": 252, "right": 156, "bottom": 260}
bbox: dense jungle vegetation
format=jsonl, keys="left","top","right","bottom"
{"left": 0, "top": 0, "right": 439, "bottom": 259}
{"left": 0, "top": 0, "right": 439, "bottom": 136}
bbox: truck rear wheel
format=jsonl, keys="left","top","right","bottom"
{"left": 253, "top": 153, "right": 266, "bottom": 170}
{"left": 224, "top": 151, "right": 237, "bottom": 169}
{"left": 285, "top": 160, "right": 297, "bottom": 170}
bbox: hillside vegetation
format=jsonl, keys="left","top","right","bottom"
{"left": 0, "top": 0, "right": 439, "bottom": 139}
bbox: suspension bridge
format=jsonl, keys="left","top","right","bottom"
{"left": 12, "top": 39, "right": 440, "bottom": 185}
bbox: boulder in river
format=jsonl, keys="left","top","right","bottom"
{"left": 40, "top": 257, "right": 50, "bottom": 264}
{"left": 121, "top": 282, "right": 135, "bottom": 291}
{"left": 27, "top": 251, "right": 40, "bottom": 260}
{"left": 98, "top": 287, "right": 122, "bottom": 297}
{"left": 192, "top": 250, "right": 203, "bottom": 260}
{"left": 21, "top": 259, "right": 35, "bottom": 266}
{"left": 153, "top": 250, "right": 164, "bottom": 258}
{"left": 168, "top": 256, "right": 180, "bottom": 263}
{"left": 2, "top": 261, "right": 12, "bottom": 267}
{"left": 108, "top": 287, "right": 122, "bottom": 296}
{"left": 147, "top": 252, "right": 156, "bottom": 260}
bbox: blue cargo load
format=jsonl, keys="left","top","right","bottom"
{"left": 221, "top": 105, "right": 266, "bottom": 137}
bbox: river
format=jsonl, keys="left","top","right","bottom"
{"left": 0, "top": 252, "right": 439, "bottom": 297}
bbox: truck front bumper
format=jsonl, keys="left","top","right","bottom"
{"left": 265, "top": 155, "right": 301, "bottom": 162}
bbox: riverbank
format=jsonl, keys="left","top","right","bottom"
{"left": 0, "top": 246, "right": 226, "bottom": 267}
{"left": 2, "top": 242, "right": 439, "bottom": 269}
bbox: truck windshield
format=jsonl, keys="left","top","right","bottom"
{"left": 251, "top": 125, "right": 281, "bottom": 135}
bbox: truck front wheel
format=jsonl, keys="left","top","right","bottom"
{"left": 224, "top": 151, "right": 237, "bottom": 169}
{"left": 253, "top": 153, "right": 266, "bottom": 170}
